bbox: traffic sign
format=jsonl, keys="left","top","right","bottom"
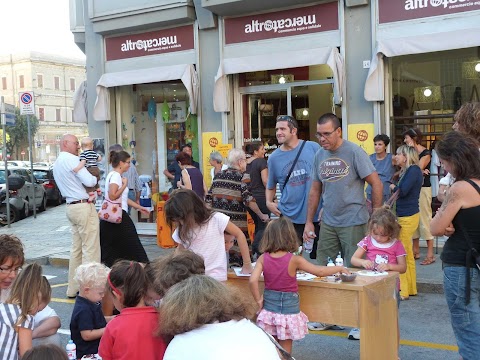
{"left": 21, "top": 151, "right": 26, "bottom": 155}
{"left": 19, "top": 91, "right": 35, "bottom": 115}
{"left": 1, "top": 96, "right": 16, "bottom": 126}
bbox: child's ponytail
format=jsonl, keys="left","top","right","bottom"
{"left": 107, "top": 260, "right": 147, "bottom": 308}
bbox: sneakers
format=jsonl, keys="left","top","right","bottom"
{"left": 307, "top": 322, "right": 345, "bottom": 331}
{"left": 348, "top": 328, "right": 360, "bottom": 340}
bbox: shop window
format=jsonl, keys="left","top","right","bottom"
{"left": 38, "top": 107, "right": 45, "bottom": 121}
{"left": 54, "top": 76, "right": 60, "bottom": 90}
{"left": 19, "top": 75, "right": 24, "bottom": 88}
{"left": 390, "top": 47, "right": 480, "bottom": 150}
{"left": 1, "top": 77, "right": 6, "bottom": 90}
{"left": 55, "top": 108, "right": 61, "bottom": 121}
{"left": 37, "top": 74, "right": 43, "bottom": 88}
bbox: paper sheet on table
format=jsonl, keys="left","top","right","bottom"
{"left": 232, "top": 262, "right": 256, "bottom": 277}
{"left": 232, "top": 266, "right": 316, "bottom": 280}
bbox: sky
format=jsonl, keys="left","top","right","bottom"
{"left": 0, "top": 0, "right": 85, "bottom": 59}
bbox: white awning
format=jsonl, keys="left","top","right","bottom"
{"left": 214, "top": 47, "right": 344, "bottom": 112}
{"left": 364, "top": 27, "right": 480, "bottom": 101}
{"left": 73, "top": 80, "right": 88, "bottom": 123}
{"left": 93, "top": 64, "right": 199, "bottom": 121}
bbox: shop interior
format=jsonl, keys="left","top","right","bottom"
{"left": 389, "top": 47, "right": 480, "bottom": 150}
{"left": 239, "top": 65, "right": 341, "bottom": 156}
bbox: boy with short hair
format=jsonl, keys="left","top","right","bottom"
{"left": 73, "top": 137, "right": 102, "bottom": 202}
{"left": 70, "top": 262, "right": 110, "bottom": 359}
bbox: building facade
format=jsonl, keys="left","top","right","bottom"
{"left": 70, "top": 0, "right": 480, "bottom": 192}
{"left": 0, "top": 52, "right": 88, "bottom": 162}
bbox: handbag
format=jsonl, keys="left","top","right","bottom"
{"left": 98, "top": 173, "right": 123, "bottom": 224}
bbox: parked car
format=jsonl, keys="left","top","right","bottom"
{"left": 7, "top": 160, "right": 32, "bottom": 168}
{"left": 0, "top": 166, "right": 47, "bottom": 223}
{"left": 32, "top": 166, "right": 64, "bottom": 205}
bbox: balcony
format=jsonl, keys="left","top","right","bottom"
{"left": 202, "top": 0, "right": 333, "bottom": 17}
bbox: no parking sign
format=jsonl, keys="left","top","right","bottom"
{"left": 19, "top": 91, "right": 35, "bottom": 115}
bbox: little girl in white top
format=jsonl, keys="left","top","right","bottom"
{"left": 164, "top": 189, "right": 253, "bottom": 280}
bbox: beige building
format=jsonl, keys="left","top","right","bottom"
{"left": 0, "top": 52, "right": 88, "bottom": 162}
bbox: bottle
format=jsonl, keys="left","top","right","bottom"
{"left": 327, "top": 257, "right": 335, "bottom": 266}
{"left": 335, "top": 252, "right": 344, "bottom": 267}
{"left": 66, "top": 339, "right": 76, "bottom": 360}
{"left": 303, "top": 231, "right": 315, "bottom": 254}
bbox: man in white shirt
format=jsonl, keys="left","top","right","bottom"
{"left": 53, "top": 134, "right": 99, "bottom": 298}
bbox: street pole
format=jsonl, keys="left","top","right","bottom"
{"left": 27, "top": 114, "right": 36, "bottom": 219}
{"left": 0, "top": 96, "right": 11, "bottom": 227}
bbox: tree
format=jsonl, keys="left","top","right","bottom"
{"left": 6, "top": 108, "right": 39, "bottom": 158}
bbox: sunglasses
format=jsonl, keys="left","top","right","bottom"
{"left": 276, "top": 115, "right": 298, "bottom": 128}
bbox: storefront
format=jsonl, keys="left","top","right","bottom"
{"left": 213, "top": 2, "right": 345, "bottom": 149}
{"left": 365, "top": 0, "right": 480, "bottom": 149}
{"left": 92, "top": 24, "right": 199, "bottom": 194}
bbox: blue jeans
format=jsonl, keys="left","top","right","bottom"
{"left": 127, "top": 190, "right": 136, "bottom": 215}
{"left": 263, "top": 289, "right": 300, "bottom": 315}
{"left": 443, "top": 265, "right": 480, "bottom": 359}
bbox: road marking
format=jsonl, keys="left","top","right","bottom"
{"left": 56, "top": 226, "right": 70, "bottom": 232}
{"left": 58, "top": 329, "right": 71, "bottom": 335}
{"left": 44, "top": 275, "right": 57, "bottom": 280}
{"left": 309, "top": 330, "right": 458, "bottom": 352}
{"left": 51, "top": 297, "right": 75, "bottom": 304}
{"left": 50, "top": 282, "right": 68, "bottom": 288}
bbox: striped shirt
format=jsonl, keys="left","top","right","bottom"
{"left": 123, "top": 162, "right": 142, "bottom": 192}
{"left": 79, "top": 149, "right": 100, "bottom": 168}
{"left": 0, "top": 303, "right": 34, "bottom": 360}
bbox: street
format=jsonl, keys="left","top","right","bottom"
{"left": 42, "top": 263, "right": 458, "bottom": 360}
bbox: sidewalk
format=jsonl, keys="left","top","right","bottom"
{"left": 0, "top": 204, "right": 444, "bottom": 293}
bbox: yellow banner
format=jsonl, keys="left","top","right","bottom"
{"left": 347, "top": 123, "right": 375, "bottom": 155}
{"left": 202, "top": 132, "right": 231, "bottom": 188}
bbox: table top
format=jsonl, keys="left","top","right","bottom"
{"left": 227, "top": 268, "right": 398, "bottom": 292}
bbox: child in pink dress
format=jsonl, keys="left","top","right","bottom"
{"left": 350, "top": 206, "right": 406, "bottom": 355}
{"left": 249, "top": 217, "right": 349, "bottom": 354}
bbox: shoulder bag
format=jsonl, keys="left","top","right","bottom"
{"left": 98, "top": 172, "right": 123, "bottom": 224}
{"left": 282, "top": 140, "right": 306, "bottom": 192}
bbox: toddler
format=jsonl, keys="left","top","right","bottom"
{"left": 98, "top": 260, "right": 167, "bottom": 360}
{"left": 350, "top": 206, "right": 406, "bottom": 351}
{"left": 249, "top": 216, "right": 349, "bottom": 354}
{"left": 70, "top": 262, "right": 110, "bottom": 359}
{"left": 0, "top": 263, "right": 51, "bottom": 359}
{"left": 73, "top": 137, "right": 102, "bottom": 202}
{"left": 144, "top": 250, "right": 205, "bottom": 307}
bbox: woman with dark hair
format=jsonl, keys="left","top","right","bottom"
{"left": 366, "top": 134, "right": 396, "bottom": 204}
{"left": 175, "top": 151, "right": 207, "bottom": 199}
{"left": 244, "top": 142, "right": 269, "bottom": 256}
{"left": 430, "top": 131, "right": 480, "bottom": 360}
{"left": 159, "top": 275, "right": 279, "bottom": 359}
{"left": 100, "top": 150, "right": 149, "bottom": 268}
{"left": 403, "top": 128, "right": 435, "bottom": 265}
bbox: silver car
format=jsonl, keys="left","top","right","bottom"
{"left": 0, "top": 166, "right": 47, "bottom": 223}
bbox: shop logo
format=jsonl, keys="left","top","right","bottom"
{"left": 120, "top": 36, "right": 178, "bottom": 52}
{"left": 319, "top": 158, "right": 350, "bottom": 182}
{"left": 244, "top": 15, "right": 319, "bottom": 34}
{"left": 405, "top": 0, "right": 475, "bottom": 10}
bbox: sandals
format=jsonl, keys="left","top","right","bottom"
{"left": 420, "top": 257, "right": 436, "bottom": 265}
{"left": 414, "top": 253, "right": 420, "bottom": 260}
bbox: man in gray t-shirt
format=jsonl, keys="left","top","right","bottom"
{"left": 304, "top": 113, "right": 383, "bottom": 267}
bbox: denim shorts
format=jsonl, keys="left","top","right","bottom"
{"left": 263, "top": 289, "right": 300, "bottom": 315}
{"left": 443, "top": 265, "right": 480, "bottom": 359}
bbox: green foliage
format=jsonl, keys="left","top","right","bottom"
{"left": 5, "top": 108, "right": 39, "bottom": 156}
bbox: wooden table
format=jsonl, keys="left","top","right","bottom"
{"left": 227, "top": 271, "right": 399, "bottom": 360}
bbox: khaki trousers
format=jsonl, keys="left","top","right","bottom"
{"left": 65, "top": 202, "right": 100, "bottom": 297}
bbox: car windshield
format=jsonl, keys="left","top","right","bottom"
{"left": 0, "top": 170, "right": 5, "bottom": 184}
{"left": 33, "top": 170, "right": 48, "bottom": 180}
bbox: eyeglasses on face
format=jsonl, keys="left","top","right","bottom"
{"left": 0, "top": 266, "right": 22, "bottom": 275}
{"left": 315, "top": 127, "right": 339, "bottom": 139}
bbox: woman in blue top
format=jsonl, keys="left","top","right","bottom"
{"left": 366, "top": 134, "right": 396, "bottom": 204}
{"left": 389, "top": 145, "right": 423, "bottom": 300}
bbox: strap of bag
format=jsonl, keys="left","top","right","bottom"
{"left": 282, "top": 140, "right": 306, "bottom": 192}
{"left": 104, "top": 172, "right": 121, "bottom": 205}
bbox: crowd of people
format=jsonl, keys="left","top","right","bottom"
{"left": 1, "top": 102, "right": 480, "bottom": 359}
